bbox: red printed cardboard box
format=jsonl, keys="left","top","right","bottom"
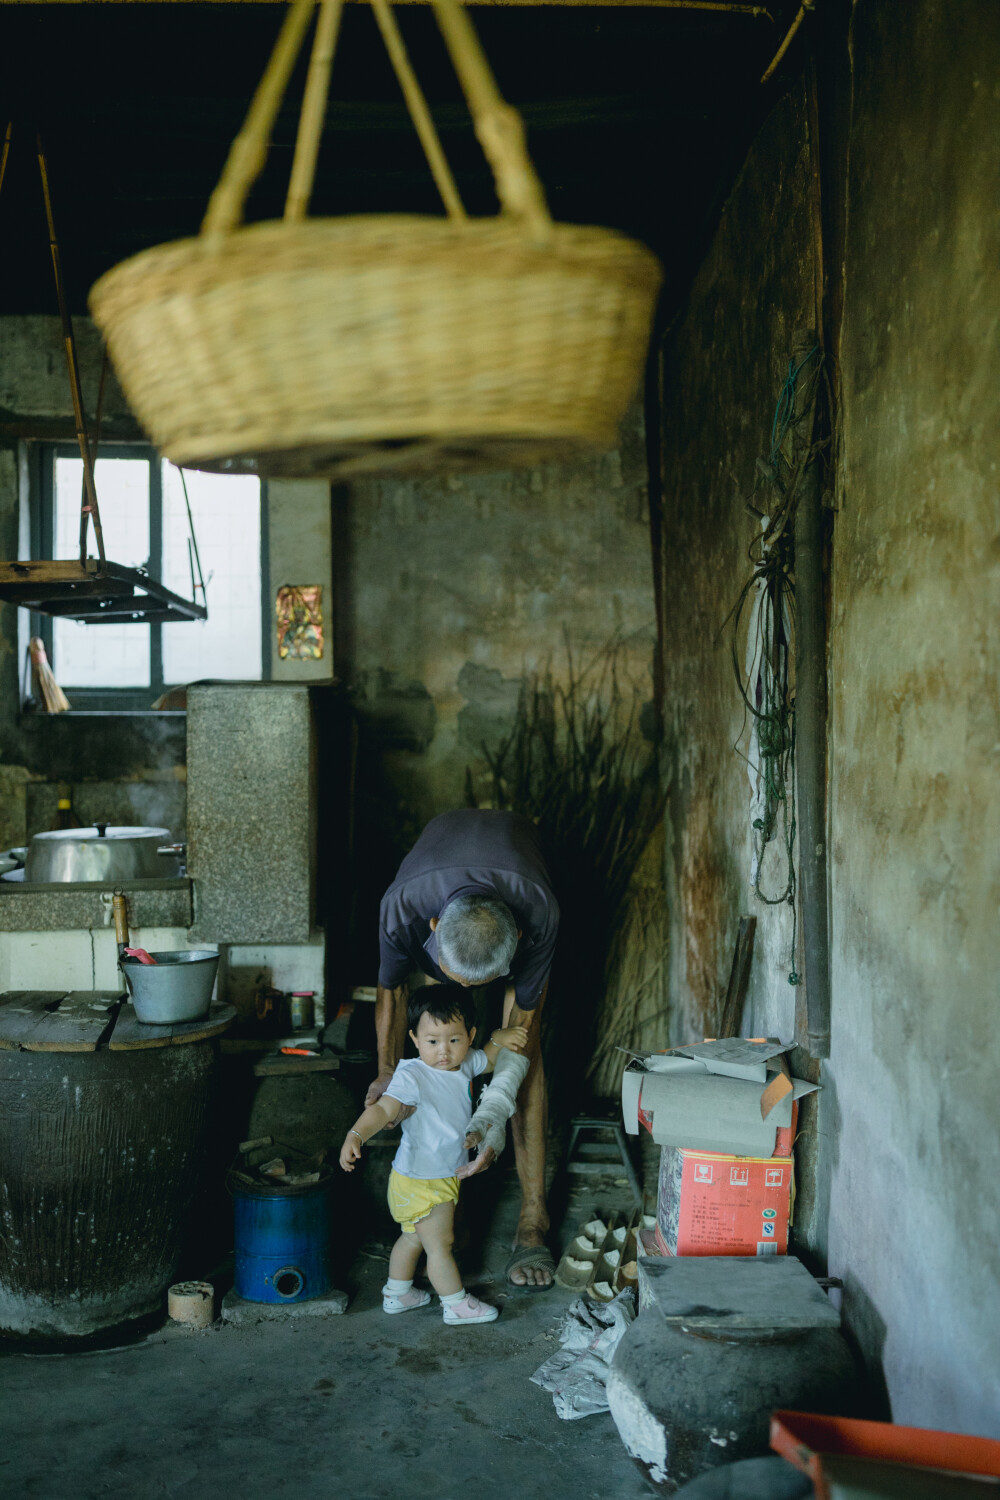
{"left": 656, "top": 1146, "right": 793, "bottom": 1257}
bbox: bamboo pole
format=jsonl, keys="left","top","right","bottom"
{"left": 431, "top": 0, "right": 550, "bottom": 237}
{"left": 202, "top": 0, "right": 317, "bottom": 238}
{"left": 760, "top": 0, "right": 810, "bottom": 83}
{"left": 79, "top": 350, "right": 109, "bottom": 564}
{"left": 285, "top": 0, "right": 343, "bottom": 222}
{"left": 371, "top": 0, "right": 467, "bottom": 221}
{"left": 36, "top": 134, "right": 106, "bottom": 567}
{"left": 0, "top": 122, "right": 12, "bottom": 200}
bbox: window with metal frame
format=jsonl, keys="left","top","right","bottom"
{"left": 27, "top": 443, "right": 268, "bottom": 712}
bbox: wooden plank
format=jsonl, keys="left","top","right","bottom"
{"left": 718, "top": 915, "right": 757, "bottom": 1038}
{"left": 0, "top": 560, "right": 98, "bottom": 582}
{"left": 170, "top": 1003, "right": 236, "bottom": 1046}
{"left": 108, "top": 1000, "right": 236, "bottom": 1051}
{"left": 23, "top": 991, "right": 119, "bottom": 1053}
{"left": 107, "top": 1006, "right": 173, "bottom": 1050}
{"left": 0, "top": 992, "right": 69, "bottom": 1050}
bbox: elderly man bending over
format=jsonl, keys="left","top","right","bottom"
{"left": 366, "top": 809, "right": 558, "bottom": 1290}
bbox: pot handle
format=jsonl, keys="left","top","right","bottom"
{"left": 157, "top": 844, "right": 186, "bottom": 857}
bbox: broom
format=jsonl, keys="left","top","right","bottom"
{"left": 29, "top": 636, "right": 70, "bottom": 713}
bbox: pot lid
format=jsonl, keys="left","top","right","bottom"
{"left": 31, "top": 826, "right": 171, "bottom": 843}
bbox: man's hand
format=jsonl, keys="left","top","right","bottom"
{"left": 364, "top": 1071, "right": 396, "bottom": 1109}
{"left": 457, "top": 1129, "right": 496, "bottom": 1180}
{"left": 364, "top": 1072, "right": 415, "bottom": 1125}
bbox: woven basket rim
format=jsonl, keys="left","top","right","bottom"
{"left": 164, "top": 407, "right": 620, "bottom": 465}
{"left": 90, "top": 214, "right": 664, "bottom": 309}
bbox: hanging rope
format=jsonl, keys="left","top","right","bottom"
{"left": 36, "top": 132, "right": 107, "bottom": 566}
{"left": 176, "top": 467, "right": 207, "bottom": 612}
{"left": 725, "top": 344, "right": 827, "bottom": 985}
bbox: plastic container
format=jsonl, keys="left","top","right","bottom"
{"left": 230, "top": 1170, "right": 334, "bottom": 1304}
{"left": 120, "top": 950, "right": 219, "bottom": 1025}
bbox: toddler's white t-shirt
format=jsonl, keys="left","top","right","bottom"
{"left": 385, "top": 1050, "right": 489, "bottom": 1179}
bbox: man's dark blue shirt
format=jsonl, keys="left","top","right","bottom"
{"left": 378, "top": 810, "right": 559, "bottom": 1011}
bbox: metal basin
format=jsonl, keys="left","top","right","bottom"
{"left": 120, "top": 950, "right": 219, "bottom": 1025}
{"left": 25, "top": 827, "right": 181, "bottom": 883}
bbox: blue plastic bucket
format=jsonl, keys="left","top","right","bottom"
{"left": 230, "top": 1171, "right": 334, "bottom": 1304}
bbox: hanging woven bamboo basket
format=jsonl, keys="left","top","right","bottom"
{"left": 89, "top": 0, "right": 663, "bottom": 480}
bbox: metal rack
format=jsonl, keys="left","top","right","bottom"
{"left": 0, "top": 124, "right": 207, "bottom": 626}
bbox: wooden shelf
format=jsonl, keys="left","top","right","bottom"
{"left": 0, "top": 558, "right": 207, "bottom": 623}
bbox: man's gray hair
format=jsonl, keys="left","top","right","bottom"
{"left": 436, "top": 895, "right": 518, "bottom": 984}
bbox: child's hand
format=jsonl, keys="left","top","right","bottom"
{"left": 339, "top": 1133, "right": 363, "bottom": 1172}
{"left": 491, "top": 1024, "right": 530, "bottom": 1054}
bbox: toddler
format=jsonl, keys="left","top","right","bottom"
{"left": 339, "top": 984, "right": 528, "bottom": 1324}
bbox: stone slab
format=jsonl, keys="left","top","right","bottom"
{"left": 187, "top": 683, "right": 335, "bottom": 944}
{"left": 637, "top": 1255, "right": 840, "bottom": 1331}
{"left": 0, "top": 878, "right": 193, "bottom": 931}
{"left": 220, "top": 1286, "right": 348, "bottom": 1325}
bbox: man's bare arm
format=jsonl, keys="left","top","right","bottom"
{"left": 365, "top": 981, "right": 410, "bottom": 1107}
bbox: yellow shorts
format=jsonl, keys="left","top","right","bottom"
{"left": 387, "top": 1169, "right": 460, "bottom": 1234}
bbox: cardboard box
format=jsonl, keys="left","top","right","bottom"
{"left": 621, "top": 1039, "right": 818, "bottom": 1159}
{"left": 656, "top": 1145, "right": 793, "bottom": 1257}
{"left": 637, "top": 1092, "right": 798, "bottom": 1159}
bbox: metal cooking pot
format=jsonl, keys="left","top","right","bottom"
{"left": 24, "top": 826, "right": 184, "bottom": 884}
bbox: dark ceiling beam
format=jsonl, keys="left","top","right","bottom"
{"left": 1, "top": 0, "right": 775, "bottom": 13}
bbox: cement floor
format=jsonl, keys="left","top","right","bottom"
{"left": 0, "top": 1170, "right": 652, "bottom": 1500}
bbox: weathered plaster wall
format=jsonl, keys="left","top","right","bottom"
{"left": 657, "top": 0, "right": 999, "bottom": 1434}
{"left": 332, "top": 411, "right": 658, "bottom": 969}
{"left": 336, "top": 409, "right": 656, "bottom": 827}
{"left": 823, "top": 0, "right": 1000, "bottom": 1432}
{"left": 658, "top": 82, "right": 817, "bottom": 1046}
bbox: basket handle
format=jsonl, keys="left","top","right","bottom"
{"left": 371, "top": 0, "right": 467, "bottom": 222}
{"left": 202, "top": 0, "right": 550, "bottom": 240}
{"left": 285, "top": 0, "right": 344, "bottom": 223}
{"left": 202, "top": 0, "right": 317, "bottom": 238}
{"left": 431, "top": 0, "right": 552, "bottom": 241}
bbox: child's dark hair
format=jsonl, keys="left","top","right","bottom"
{"left": 407, "top": 984, "right": 476, "bottom": 1037}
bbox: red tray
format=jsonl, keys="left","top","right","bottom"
{"left": 771, "top": 1410, "right": 1000, "bottom": 1492}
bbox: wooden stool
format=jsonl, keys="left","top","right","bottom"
{"left": 566, "top": 1114, "right": 642, "bottom": 1207}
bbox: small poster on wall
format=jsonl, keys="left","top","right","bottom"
{"left": 276, "top": 585, "right": 324, "bottom": 660}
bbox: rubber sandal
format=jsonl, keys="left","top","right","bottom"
{"left": 504, "top": 1244, "right": 557, "bottom": 1292}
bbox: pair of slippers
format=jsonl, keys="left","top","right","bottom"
{"left": 504, "top": 1243, "right": 557, "bottom": 1292}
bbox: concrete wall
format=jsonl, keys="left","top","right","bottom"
{"left": 823, "top": 0, "right": 1000, "bottom": 1432}
{"left": 657, "top": 0, "right": 999, "bottom": 1432}
{"left": 659, "top": 82, "right": 817, "bottom": 1047}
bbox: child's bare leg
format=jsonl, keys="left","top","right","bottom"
{"left": 383, "top": 1229, "right": 431, "bottom": 1313}
{"left": 414, "top": 1203, "right": 462, "bottom": 1296}
{"left": 388, "top": 1231, "right": 422, "bottom": 1284}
